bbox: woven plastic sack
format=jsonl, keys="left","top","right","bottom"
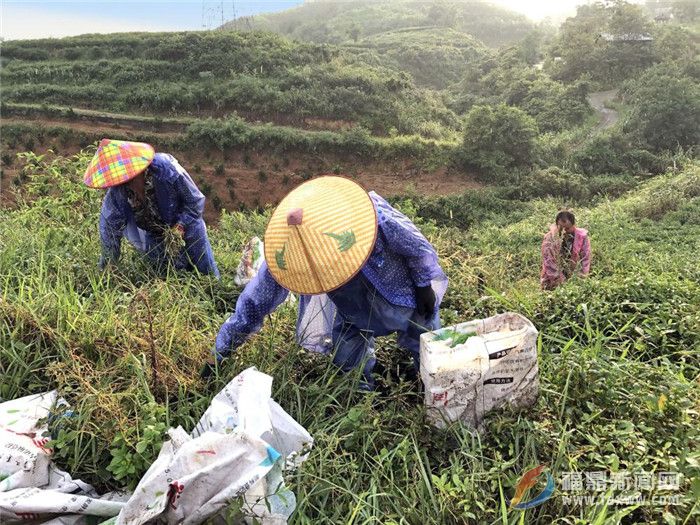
{"left": 234, "top": 237, "right": 265, "bottom": 287}
{"left": 0, "top": 392, "right": 125, "bottom": 523}
{"left": 114, "top": 367, "right": 312, "bottom": 525}
{"left": 420, "top": 312, "right": 539, "bottom": 430}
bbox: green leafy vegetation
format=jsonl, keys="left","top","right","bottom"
{"left": 620, "top": 63, "right": 700, "bottom": 152}
{"left": 1, "top": 151, "right": 698, "bottom": 522}
{"left": 449, "top": 43, "right": 592, "bottom": 132}
{"left": 1, "top": 3, "right": 699, "bottom": 521}
{"left": 459, "top": 104, "right": 539, "bottom": 178}
{"left": 547, "top": 0, "right": 699, "bottom": 86}
{"left": 348, "top": 28, "right": 490, "bottom": 90}
{"left": 227, "top": 0, "right": 534, "bottom": 48}
{"left": 432, "top": 328, "right": 477, "bottom": 347}
{"left": 0, "top": 31, "right": 457, "bottom": 136}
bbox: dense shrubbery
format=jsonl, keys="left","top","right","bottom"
{"left": 620, "top": 64, "right": 700, "bottom": 152}
{"left": 459, "top": 104, "right": 539, "bottom": 178}
{"left": 1, "top": 32, "right": 457, "bottom": 136}
{"left": 547, "top": 1, "right": 656, "bottom": 84}
{"left": 626, "top": 165, "right": 700, "bottom": 220}
{"left": 448, "top": 44, "right": 591, "bottom": 132}
{"left": 519, "top": 167, "right": 589, "bottom": 201}
{"left": 392, "top": 187, "right": 531, "bottom": 229}
{"left": 184, "top": 117, "right": 453, "bottom": 161}
{"left": 350, "top": 28, "right": 490, "bottom": 89}
{"left": 0, "top": 117, "right": 455, "bottom": 166}
{"left": 569, "top": 129, "right": 668, "bottom": 176}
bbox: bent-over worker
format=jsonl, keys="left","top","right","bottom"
{"left": 204, "top": 176, "right": 447, "bottom": 389}
{"left": 84, "top": 139, "right": 219, "bottom": 277}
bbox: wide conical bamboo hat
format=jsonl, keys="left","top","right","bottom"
{"left": 264, "top": 176, "right": 377, "bottom": 294}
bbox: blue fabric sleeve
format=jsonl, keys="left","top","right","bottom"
{"left": 214, "top": 261, "right": 290, "bottom": 360}
{"left": 174, "top": 165, "right": 205, "bottom": 228}
{"left": 98, "top": 188, "right": 126, "bottom": 268}
{"left": 153, "top": 154, "right": 205, "bottom": 228}
{"left": 373, "top": 194, "right": 442, "bottom": 288}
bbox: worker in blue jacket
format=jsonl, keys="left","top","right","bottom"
{"left": 203, "top": 176, "right": 447, "bottom": 389}
{"left": 84, "top": 139, "right": 219, "bottom": 277}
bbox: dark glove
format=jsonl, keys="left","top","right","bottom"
{"left": 415, "top": 285, "right": 436, "bottom": 318}
{"left": 200, "top": 361, "right": 216, "bottom": 381}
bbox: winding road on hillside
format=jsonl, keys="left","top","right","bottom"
{"left": 587, "top": 90, "right": 619, "bottom": 130}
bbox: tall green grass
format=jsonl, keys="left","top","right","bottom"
{"left": 1, "top": 151, "right": 698, "bottom": 523}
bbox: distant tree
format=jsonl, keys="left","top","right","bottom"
{"left": 672, "top": 0, "right": 698, "bottom": 21}
{"left": 621, "top": 65, "right": 700, "bottom": 151}
{"left": 505, "top": 75, "right": 591, "bottom": 132}
{"left": 603, "top": 1, "right": 655, "bottom": 78}
{"left": 348, "top": 24, "right": 360, "bottom": 43}
{"left": 548, "top": 2, "right": 609, "bottom": 82}
{"left": 549, "top": 1, "right": 655, "bottom": 83}
{"left": 653, "top": 25, "right": 695, "bottom": 63}
{"left": 517, "top": 30, "right": 545, "bottom": 65}
{"left": 427, "top": 1, "right": 458, "bottom": 29}
{"left": 460, "top": 104, "right": 539, "bottom": 177}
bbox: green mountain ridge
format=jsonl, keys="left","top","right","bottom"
{"left": 224, "top": 0, "right": 535, "bottom": 48}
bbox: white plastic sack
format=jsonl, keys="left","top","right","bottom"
{"left": 234, "top": 237, "right": 266, "bottom": 287}
{"left": 0, "top": 392, "right": 125, "bottom": 523}
{"left": 193, "top": 367, "right": 312, "bottom": 523}
{"left": 114, "top": 426, "right": 279, "bottom": 525}
{"left": 115, "top": 367, "right": 312, "bottom": 525}
{"left": 235, "top": 237, "right": 296, "bottom": 306}
{"left": 193, "top": 367, "right": 312, "bottom": 467}
{"left": 420, "top": 312, "right": 539, "bottom": 430}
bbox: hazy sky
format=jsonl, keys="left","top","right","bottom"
{"left": 0, "top": 0, "right": 597, "bottom": 41}
{"left": 0, "top": 1, "right": 303, "bottom": 39}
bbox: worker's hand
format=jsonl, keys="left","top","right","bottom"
{"left": 200, "top": 359, "right": 217, "bottom": 381}
{"left": 173, "top": 223, "right": 185, "bottom": 237}
{"left": 415, "top": 285, "right": 436, "bottom": 318}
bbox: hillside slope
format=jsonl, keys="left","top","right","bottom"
{"left": 226, "top": 0, "right": 534, "bottom": 48}
{"left": 348, "top": 28, "right": 491, "bottom": 89}
{"left": 0, "top": 31, "right": 459, "bottom": 135}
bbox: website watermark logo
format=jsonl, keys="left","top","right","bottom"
{"left": 559, "top": 470, "right": 682, "bottom": 507}
{"left": 508, "top": 468, "right": 684, "bottom": 510}
{"left": 509, "top": 465, "right": 555, "bottom": 510}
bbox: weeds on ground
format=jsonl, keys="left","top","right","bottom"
{"left": 0, "top": 151, "right": 698, "bottom": 523}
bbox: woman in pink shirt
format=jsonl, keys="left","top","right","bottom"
{"left": 541, "top": 210, "right": 591, "bottom": 290}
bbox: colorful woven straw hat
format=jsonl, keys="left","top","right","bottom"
{"left": 264, "top": 176, "right": 378, "bottom": 295}
{"left": 84, "top": 139, "right": 155, "bottom": 189}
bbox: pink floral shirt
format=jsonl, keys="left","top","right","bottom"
{"left": 540, "top": 225, "right": 591, "bottom": 290}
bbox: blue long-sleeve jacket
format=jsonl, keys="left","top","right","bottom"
{"left": 214, "top": 192, "right": 447, "bottom": 358}
{"left": 99, "top": 153, "right": 219, "bottom": 276}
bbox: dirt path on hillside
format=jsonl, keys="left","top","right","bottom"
{"left": 1, "top": 118, "right": 183, "bottom": 140}
{"left": 587, "top": 90, "right": 619, "bottom": 130}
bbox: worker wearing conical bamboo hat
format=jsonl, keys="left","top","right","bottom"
{"left": 206, "top": 176, "right": 448, "bottom": 390}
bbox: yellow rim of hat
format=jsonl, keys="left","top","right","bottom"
{"left": 264, "top": 176, "right": 378, "bottom": 295}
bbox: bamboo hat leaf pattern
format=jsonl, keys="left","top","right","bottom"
{"left": 263, "top": 176, "right": 377, "bottom": 295}
{"left": 275, "top": 244, "right": 287, "bottom": 270}
{"left": 324, "top": 231, "right": 356, "bottom": 252}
